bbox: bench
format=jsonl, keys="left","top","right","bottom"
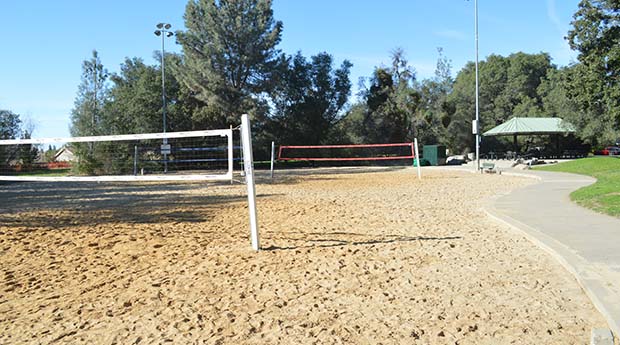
{"left": 480, "top": 162, "right": 501, "bottom": 174}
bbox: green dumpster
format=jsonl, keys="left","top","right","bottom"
{"left": 422, "top": 145, "right": 446, "bottom": 166}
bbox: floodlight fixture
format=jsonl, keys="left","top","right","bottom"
{"left": 164, "top": 23, "right": 171, "bottom": 29}
{"left": 157, "top": 23, "right": 164, "bottom": 29}
{"left": 154, "top": 30, "right": 161, "bottom": 36}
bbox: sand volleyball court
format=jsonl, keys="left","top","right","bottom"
{"left": 0, "top": 168, "right": 608, "bottom": 344}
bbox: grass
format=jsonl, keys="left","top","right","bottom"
{"left": 535, "top": 157, "right": 620, "bottom": 217}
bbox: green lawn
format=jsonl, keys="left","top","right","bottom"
{"left": 535, "top": 157, "right": 620, "bottom": 217}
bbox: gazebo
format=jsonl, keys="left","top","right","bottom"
{"left": 483, "top": 117, "right": 576, "bottom": 156}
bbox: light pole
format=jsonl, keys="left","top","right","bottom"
{"left": 474, "top": 0, "right": 481, "bottom": 171}
{"left": 155, "top": 23, "right": 173, "bottom": 173}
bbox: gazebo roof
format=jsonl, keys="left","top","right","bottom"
{"left": 483, "top": 117, "right": 576, "bottom": 136}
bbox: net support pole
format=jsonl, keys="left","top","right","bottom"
{"left": 414, "top": 138, "right": 422, "bottom": 180}
{"left": 239, "top": 127, "right": 245, "bottom": 177}
{"left": 270, "top": 141, "right": 275, "bottom": 179}
{"left": 133, "top": 145, "right": 138, "bottom": 176}
{"left": 241, "top": 114, "right": 260, "bottom": 251}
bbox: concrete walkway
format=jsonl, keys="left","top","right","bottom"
{"left": 484, "top": 168, "right": 620, "bottom": 338}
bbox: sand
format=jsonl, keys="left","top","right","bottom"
{"left": 0, "top": 167, "right": 608, "bottom": 344}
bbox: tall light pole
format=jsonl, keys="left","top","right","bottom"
{"left": 474, "top": 0, "right": 481, "bottom": 171}
{"left": 155, "top": 23, "right": 173, "bottom": 173}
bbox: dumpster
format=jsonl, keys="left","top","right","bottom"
{"left": 422, "top": 145, "right": 446, "bottom": 166}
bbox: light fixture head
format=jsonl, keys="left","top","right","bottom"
{"left": 154, "top": 30, "right": 161, "bottom": 36}
{"left": 157, "top": 23, "right": 164, "bottom": 29}
{"left": 166, "top": 32, "right": 174, "bottom": 37}
{"left": 164, "top": 23, "right": 171, "bottom": 29}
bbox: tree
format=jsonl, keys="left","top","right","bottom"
{"left": 69, "top": 50, "right": 109, "bottom": 174}
{"left": 43, "top": 145, "right": 59, "bottom": 163}
{"left": 445, "top": 52, "right": 555, "bottom": 153}
{"left": 270, "top": 52, "right": 352, "bottom": 145}
{"left": 70, "top": 50, "right": 109, "bottom": 137}
{"left": 104, "top": 56, "right": 191, "bottom": 134}
{"left": 413, "top": 48, "right": 454, "bottom": 146}
{"left": 538, "top": 67, "right": 580, "bottom": 122}
{"left": 0, "top": 109, "right": 22, "bottom": 166}
{"left": 349, "top": 48, "right": 420, "bottom": 144}
{"left": 566, "top": 0, "right": 620, "bottom": 144}
{"left": 17, "top": 129, "right": 39, "bottom": 170}
{"left": 0, "top": 110, "right": 21, "bottom": 140}
{"left": 176, "top": 0, "right": 283, "bottom": 126}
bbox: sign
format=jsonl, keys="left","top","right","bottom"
{"left": 161, "top": 144, "right": 171, "bottom": 155}
{"left": 472, "top": 120, "right": 479, "bottom": 135}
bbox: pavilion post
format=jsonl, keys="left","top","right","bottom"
{"left": 513, "top": 134, "right": 518, "bottom": 154}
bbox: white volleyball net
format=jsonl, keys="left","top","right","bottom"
{"left": 0, "top": 115, "right": 260, "bottom": 250}
{"left": 0, "top": 129, "right": 234, "bottom": 182}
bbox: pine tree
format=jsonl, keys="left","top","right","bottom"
{"left": 0, "top": 109, "right": 22, "bottom": 166}
{"left": 70, "top": 50, "right": 109, "bottom": 137}
{"left": 176, "top": 0, "right": 283, "bottom": 126}
{"left": 69, "top": 50, "right": 109, "bottom": 174}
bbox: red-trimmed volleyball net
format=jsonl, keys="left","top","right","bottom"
{"left": 277, "top": 142, "right": 415, "bottom": 163}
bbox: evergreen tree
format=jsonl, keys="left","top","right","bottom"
{"left": 176, "top": 0, "right": 283, "bottom": 126}
{"left": 70, "top": 50, "right": 109, "bottom": 137}
{"left": 104, "top": 56, "right": 190, "bottom": 134}
{"left": 17, "top": 129, "right": 39, "bottom": 170}
{"left": 270, "top": 52, "right": 352, "bottom": 145}
{"left": 0, "top": 109, "right": 22, "bottom": 166}
{"left": 69, "top": 50, "right": 109, "bottom": 174}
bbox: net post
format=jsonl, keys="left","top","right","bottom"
{"left": 241, "top": 114, "right": 260, "bottom": 251}
{"left": 227, "top": 127, "right": 234, "bottom": 182}
{"left": 239, "top": 128, "right": 245, "bottom": 177}
{"left": 270, "top": 141, "right": 275, "bottom": 179}
{"left": 414, "top": 138, "right": 422, "bottom": 180}
{"left": 133, "top": 145, "right": 138, "bottom": 176}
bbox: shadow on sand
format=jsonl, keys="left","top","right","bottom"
{"left": 0, "top": 181, "right": 277, "bottom": 228}
{"left": 262, "top": 233, "right": 462, "bottom": 251}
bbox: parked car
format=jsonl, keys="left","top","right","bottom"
{"left": 595, "top": 146, "right": 620, "bottom": 155}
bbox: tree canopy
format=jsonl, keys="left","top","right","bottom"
{"left": 270, "top": 52, "right": 352, "bottom": 145}
{"left": 176, "top": 0, "right": 283, "bottom": 126}
{"left": 565, "top": 0, "right": 620, "bottom": 144}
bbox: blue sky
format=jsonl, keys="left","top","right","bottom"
{"left": 0, "top": 0, "right": 580, "bottom": 138}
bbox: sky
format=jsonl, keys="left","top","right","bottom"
{"left": 0, "top": 0, "right": 580, "bottom": 139}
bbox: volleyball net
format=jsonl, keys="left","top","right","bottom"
{"left": 277, "top": 142, "right": 416, "bottom": 163}
{"left": 0, "top": 129, "right": 234, "bottom": 182}
{"left": 0, "top": 114, "right": 260, "bottom": 250}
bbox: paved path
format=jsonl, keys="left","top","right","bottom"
{"left": 484, "top": 169, "right": 620, "bottom": 338}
